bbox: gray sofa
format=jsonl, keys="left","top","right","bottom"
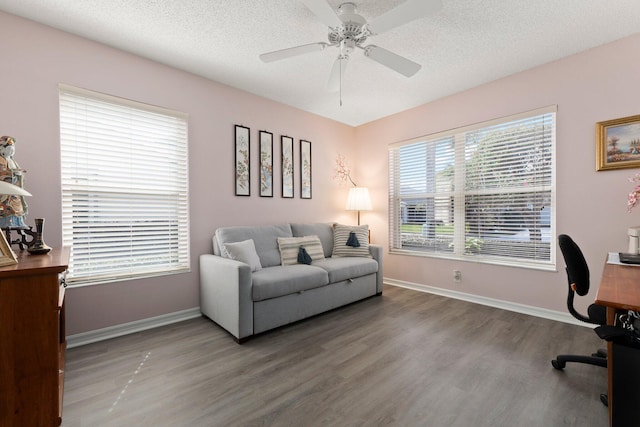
{"left": 200, "top": 223, "right": 383, "bottom": 342}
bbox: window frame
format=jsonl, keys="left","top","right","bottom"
{"left": 59, "top": 84, "right": 190, "bottom": 286}
{"left": 388, "top": 106, "right": 556, "bottom": 271}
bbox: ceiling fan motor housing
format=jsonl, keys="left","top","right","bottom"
{"left": 328, "top": 2, "right": 367, "bottom": 48}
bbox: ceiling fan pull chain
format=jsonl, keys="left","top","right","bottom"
{"left": 339, "top": 56, "right": 343, "bottom": 107}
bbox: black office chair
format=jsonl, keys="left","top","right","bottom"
{"left": 551, "top": 234, "right": 607, "bottom": 370}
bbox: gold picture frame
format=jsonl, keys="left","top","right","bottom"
{"left": 0, "top": 231, "right": 18, "bottom": 266}
{"left": 596, "top": 114, "right": 640, "bottom": 171}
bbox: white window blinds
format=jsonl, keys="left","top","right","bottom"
{"left": 389, "top": 106, "right": 556, "bottom": 269}
{"left": 59, "top": 85, "right": 190, "bottom": 286}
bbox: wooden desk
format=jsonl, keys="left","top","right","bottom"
{"left": 596, "top": 258, "right": 640, "bottom": 426}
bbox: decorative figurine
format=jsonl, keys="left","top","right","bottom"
{"left": 0, "top": 136, "right": 28, "bottom": 228}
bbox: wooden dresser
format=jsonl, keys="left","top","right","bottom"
{"left": 0, "top": 247, "right": 69, "bottom": 426}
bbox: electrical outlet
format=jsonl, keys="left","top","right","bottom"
{"left": 453, "top": 270, "right": 462, "bottom": 282}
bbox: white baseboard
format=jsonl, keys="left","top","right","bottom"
{"left": 384, "top": 277, "right": 588, "bottom": 328}
{"left": 67, "top": 307, "right": 202, "bottom": 348}
{"left": 67, "top": 280, "right": 585, "bottom": 349}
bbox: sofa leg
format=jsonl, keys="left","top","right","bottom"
{"left": 376, "top": 291, "right": 383, "bottom": 296}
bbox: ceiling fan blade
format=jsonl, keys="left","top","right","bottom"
{"left": 364, "top": 45, "right": 421, "bottom": 77}
{"left": 300, "top": 0, "right": 343, "bottom": 28}
{"left": 259, "top": 42, "right": 328, "bottom": 63}
{"left": 368, "top": 0, "right": 442, "bottom": 35}
{"left": 326, "top": 57, "right": 349, "bottom": 92}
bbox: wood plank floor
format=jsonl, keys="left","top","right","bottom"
{"left": 62, "top": 285, "right": 608, "bottom": 427}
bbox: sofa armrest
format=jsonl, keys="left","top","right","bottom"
{"left": 199, "top": 254, "right": 253, "bottom": 340}
{"left": 369, "top": 245, "right": 383, "bottom": 294}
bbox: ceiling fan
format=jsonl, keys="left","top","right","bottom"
{"left": 259, "top": 0, "right": 442, "bottom": 93}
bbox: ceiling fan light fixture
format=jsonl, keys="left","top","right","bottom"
{"left": 340, "top": 38, "right": 356, "bottom": 55}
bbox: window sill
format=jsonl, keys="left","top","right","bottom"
{"left": 388, "top": 248, "right": 557, "bottom": 272}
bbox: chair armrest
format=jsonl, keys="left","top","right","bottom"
{"left": 369, "top": 245, "right": 383, "bottom": 294}
{"left": 199, "top": 254, "right": 253, "bottom": 340}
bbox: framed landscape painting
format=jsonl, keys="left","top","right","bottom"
{"left": 300, "top": 139, "right": 311, "bottom": 199}
{"left": 259, "top": 130, "right": 273, "bottom": 197}
{"left": 235, "top": 125, "right": 250, "bottom": 196}
{"left": 281, "top": 135, "right": 294, "bottom": 198}
{"left": 596, "top": 114, "right": 640, "bottom": 171}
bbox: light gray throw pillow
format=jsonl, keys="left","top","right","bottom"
{"left": 224, "top": 239, "right": 262, "bottom": 272}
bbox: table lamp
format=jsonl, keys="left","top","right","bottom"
{"left": 0, "top": 180, "right": 31, "bottom": 198}
{"left": 346, "top": 187, "right": 372, "bottom": 225}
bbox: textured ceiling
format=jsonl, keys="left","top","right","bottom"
{"left": 1, "top": 0, "right": 640, "bottom": 126}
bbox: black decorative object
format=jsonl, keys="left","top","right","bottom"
{"left": 297, "top": 246, "right": 312, "bottom": 265}
{"left": 27, "top": 218, "right": 51, "bottom": 255}
{"left": 346, "top": 231, "right": 360, "bottom": 247}
{"left": 3, "top": 226, "right": 33, "bottom": 251}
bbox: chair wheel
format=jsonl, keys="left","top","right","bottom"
{"left": 552, "top": 359, "right": 565, "bottom": 370}
{"left": 600, "top": 394, "right": 608, "bottom": 407}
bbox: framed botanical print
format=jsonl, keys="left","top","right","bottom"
{"left": 259, "top": 131, "right": 273, "bottom": 197}
{"left": 596, "top": 114, "right": 640, "bottom": 171}
{"left": 281, "top": 135, "right": 294, "bottom": 198}
{"left": 300, "top": 139, "right": 312, "bottom": 199}
{"left": 234, "top": 125, "right": 250, "bottom": 196}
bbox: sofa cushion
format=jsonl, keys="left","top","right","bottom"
{"left": 313, "top": 257, "right": 378, "bottom": 283}
{"left": 223, "top": 239, "right": 262, "bottom": 272}
{"left": 291, "top": 223, "right": 334, "bottom": 258}
{"left": 277, "top": 235, "right": 325, "bottom": 265}
{"left": 251, "top": 265, "right": 329, "bottom": 301}
{"left": 332, "top": 224, "right": 371, "bottom": 258}
{"left": 215, "top": 224, "right": 293, "bottom": 268}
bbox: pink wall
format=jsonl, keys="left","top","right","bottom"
{"left": 0, "top": 12, "right": 357, "bottom": 334}
{"left": 356, "top": 33, "right": 640, "bottom": 314}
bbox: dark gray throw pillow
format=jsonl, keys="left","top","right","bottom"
{"left": 297, "top": 246, "right": 312, "bottom": 265}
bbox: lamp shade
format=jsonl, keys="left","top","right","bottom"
{"left": 0, "top": 180, "right": 31, "bottom": 197}
{"left": 346, "top": 187, "right": 372, "bottom": 211}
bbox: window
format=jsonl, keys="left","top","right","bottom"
{"left": 389, "top": 106, "right": 556, "bottom": 269}
{"left": 59, "top": 85, "right": 190, "bottom": 286}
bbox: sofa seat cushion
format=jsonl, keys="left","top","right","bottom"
{"left": 312, "top": 257, "right": 378, "bottom": 283}
{"left": 251, "top": 265, "right": 329, "bottom": 301}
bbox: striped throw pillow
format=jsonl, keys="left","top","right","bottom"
{"left": 332, "top": 224, "right": 371, "bottom": 258}
{"left": 277, "top": 235, "right": 325, "bottom": 266}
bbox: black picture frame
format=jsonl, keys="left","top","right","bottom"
{"left": 281, "top": 135, "right": 294, "bottom": 198}
{"left": 259, "top": 130, "right": 273, "bottom": 197}
{"left": 234, "top": 125, "right": 250, "bottom": 196}
{"left": 300, "top": 139, "right": 312, "bottom": 199}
